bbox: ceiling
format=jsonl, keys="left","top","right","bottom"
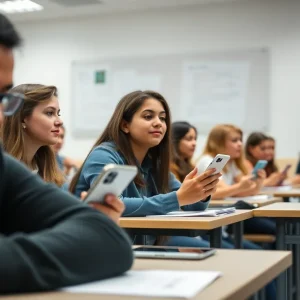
{"left": 5, "top": 0, "right": 243, "bottom": 23}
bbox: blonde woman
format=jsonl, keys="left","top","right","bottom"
{"left": 196, "top": 124, "right": 276, "bottom": 239}
{"left": 197, "top": 124, "right": 265, "bottom": 199}
{"left": 1, "top": 84, "right": 65, "bottom": 186}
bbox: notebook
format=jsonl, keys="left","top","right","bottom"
{"left": 147, "top": 207, "right": 236, "bottom": 217}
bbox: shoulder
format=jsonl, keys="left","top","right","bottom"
{"left": 244, "top": 159, "right": 253, "bottom": 172}
{"left": 86, "top": 142, "right": 126, "bottom": 165}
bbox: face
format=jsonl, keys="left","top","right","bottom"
{"left": 248, "top": 140, "right": 268, "bottom": 160}
{"left": 52, "top": 127, "right": 65, "bottom": 154}
{"left": 122, "top": 98, "right": 167, "bottom": 151}
{"left": 264, "top": 139, "right": 275, "bottom": 161}
{"left": 0, "top": 46, "right": 14, "bottom": 126}
{"left": 23, "top": 96, "right": 63, "bottom": 147}
{"left": 178, "top": 128, "right": 197, "bottom": 159}
{"left": 224, "top": 130, "right": 243, "bottom": 159}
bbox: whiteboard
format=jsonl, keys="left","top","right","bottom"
{"left": 71, "top": 49, "right": 269, "bottom": 137}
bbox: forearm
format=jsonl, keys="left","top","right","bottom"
{"left": 0, "top": 211, "right": 133, "bottom": 293}
{"left": 121, "top": 192, "right": 180, "bottom": 216}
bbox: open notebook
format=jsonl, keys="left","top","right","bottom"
{"left": 147, "top": 207, "right": 236, "bottom": 217}
{"left": 225, "top": 195, "right": 271, "bottom": 201}
{"left": 63, "top": 270, "right": 222, "bottom": 299}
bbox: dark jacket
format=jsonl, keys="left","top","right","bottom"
{"left": 0, "top": 148, "right": 133, "bottom": 293}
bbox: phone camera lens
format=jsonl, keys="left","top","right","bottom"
{"left": 216, "top": 158, "right": 223, "bottom": 162}
{"left": 103, "top": 172, "right": 118, "bottom": 184}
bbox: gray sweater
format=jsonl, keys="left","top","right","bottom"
{"left": 0, "top": 148, "right": 133, "bottom": 293}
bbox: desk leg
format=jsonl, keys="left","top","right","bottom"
{"left": 295, "top": 222, "right": 300, "bottom": 300}
{"left": 210, "top": 227, "right": 222, "bottom": 248}
{"left": 232, "top": 221, "right": 243, "bottom": 249}
{"left": 276, "top": 218, "right": 287, "bottom": 300}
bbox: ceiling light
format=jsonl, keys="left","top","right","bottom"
{"left": 0, "top": 0, "right": 43, "bottom": 14}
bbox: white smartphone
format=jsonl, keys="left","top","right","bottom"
{"left": 134, "top": 246, "right": 216, "bottom": 260}
{"left": 84, "top": 164, "right": 138, "bottom": 204}
{"left": 202, "top": 154, "right": 230, "bottom": 175}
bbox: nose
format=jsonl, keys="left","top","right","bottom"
{"left": 55, "top": 116, "right": 63, "bottom": 127}
{"left": 153, "top": 116, "right": 163, "bottom": 127}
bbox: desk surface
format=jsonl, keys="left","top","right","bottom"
{"left": 262, "top": 188, "right": 300, "bottom": 197}
{"left": 254, "top": 202, "right": 300, "bottom": 217}
{"left": 119, "top": 210, "right": 253, "bottom": 230}
{"left": 1, "top": 249, "right": 291, "bottom": 300}
{"left": 210, "top": 197, "right": 282, "bottom": 207}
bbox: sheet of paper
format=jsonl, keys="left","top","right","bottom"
{"left": 62, "top": 270, "right": 222, "bottom": 299}
{"left": 261, "top": 186, "right": 293, "bottom": 192}
{"left": 147, "top": 208, "right": 236, "bottom": 218}
{"left": 225, "top": 195, "right": 271, "bottom": 201}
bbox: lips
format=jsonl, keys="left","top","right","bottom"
{"left": 149, "top": 131, "right": 162, "bottom": 135}
{"left": 51, "top": 130, "right": 60, "bottom": 134}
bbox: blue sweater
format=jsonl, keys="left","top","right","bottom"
{"left": 74, "top": 142, "right": 210, "bottom": 217}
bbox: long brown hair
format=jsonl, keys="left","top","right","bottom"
{"left": 202, "top": 124, "right": 248, "bottom": 175}
{"left": 0, "top": 84, "right": 65, "bottom": 186}
{"left": 171, "top": 121, "right": 197, "bottom": 182}
{"left": 245, "top": 132, "right": 278, "bottom": 176}
{"left": 69, "top": 90, "right": 172, "bottom": 194}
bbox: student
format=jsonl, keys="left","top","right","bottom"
{"left": 52, "top": 125, "right": 83, "bottom": 175}
{"left": 70, "top": 90, "right": 221, "bottom": 247}
{"left": 170, "top": 121, "right": 236, "bottom": 249}
{"left": 196, "top": 125, "right": 275, "bottom": 235}
{"left": 170, "top": 121, "right": 197, "bottom": 182}
{"left": 1, "top": 84, "right": 65, "bottom": 186}
{"left": 0, "top": 13, "right": 133, "bottom": 293}
{"left": 197, "top": 125, "right": 266, "bottom": 199}
{"left": 245, "top": 132, "right": 285, "bottom": 186}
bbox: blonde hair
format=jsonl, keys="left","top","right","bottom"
{"left": 202, "top": 124, "right": 248, "bottom": 175}
{"left": 0, "top": 84, "right": 65, "bottom": 186}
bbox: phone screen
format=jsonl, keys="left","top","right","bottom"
{"left": 134, "top": 246, "right": 214, "bottom": 254}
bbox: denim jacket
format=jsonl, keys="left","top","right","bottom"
{"left": 74, "top": 141, "right": 210, "bottom": 216}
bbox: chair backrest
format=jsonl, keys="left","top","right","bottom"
{"left": 276, "top": 157, "right": 298, "bottom": 178}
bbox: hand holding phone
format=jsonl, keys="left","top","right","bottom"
{"left": 84, "top": 164, "right": 138, "bottom": 204}
{"left": 276, "top": 164, "right": 292, "bottom": 186}
{"left": 252, "top": 160, "right": 268, "bottom": 178}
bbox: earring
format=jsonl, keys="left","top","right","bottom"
{"left": 22, "top": 124, "right": 26, "bottom": 129}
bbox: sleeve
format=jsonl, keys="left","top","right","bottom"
{"left": 168, "top": 172, "right": 210, "bottom": 212}
{"left": 82, "top": 147, "right": 180, "bottom": 217}
{"left": 0, "top": 153, "right": 133, "bottom": 293}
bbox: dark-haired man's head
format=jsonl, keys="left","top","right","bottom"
{"left": 0, "top": 13, "right": 22, "bottom": 125}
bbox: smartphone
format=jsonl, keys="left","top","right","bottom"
{"left": 84, "top": 164, "right": 138, "bottom": 204}
{"left": 201, "top": 154, "right": 230, "bottom": 175}
{"left": 134, "top": 246, "right": 216, "bottom": 260}
{"left": 277, "top": 164, "right": 292, "bottom": 186}
{"left": 252, "top": 160, "right": 268, "bottom": 178}
{"left": 281, "top": 164, "right": 292, "bottom": 175}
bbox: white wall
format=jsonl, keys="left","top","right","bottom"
{"left": 13, "top": 0, "right": 300, "bottom": 160}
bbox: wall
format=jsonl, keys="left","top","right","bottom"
{"left": 13, "top": 0, "right": 300, "bottom": 160}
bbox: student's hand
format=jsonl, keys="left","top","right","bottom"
{"left": 80, "top": 192, "right": 124, "bottom": 224}
{"left": 90, "top": 195, "right": 125, "bottom": 225}
{"left": 176, "top": 168, "right": 221, "bottom": 206}
{"left": 238, "top": 175, "right": 256, "bottom": 191}
{"left": 253, "top": 169, "right": 266, "bottom": 189}
{"left": 264, "top": 172, "right": 283, "bottom": 186}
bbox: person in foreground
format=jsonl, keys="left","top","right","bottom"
{"left": 0, "top": 13, "right": 133, "bottom": 293}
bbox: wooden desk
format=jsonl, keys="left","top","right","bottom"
{"left": 120, "top": 210, "right": 253, "bottom": 248}
{"left": 261, "top": 188, "right": 300, "bottom": 200}
{"left": 254, "top": 203, "right": 300, "bottom": 299}
{"left": 0, "top": 250, "right": 291, "bottom": 300}
{"left": 210, "top": 197, "right": 282, "bottom": 208}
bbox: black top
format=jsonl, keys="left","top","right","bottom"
{"left": 0, "top": 148, "right": 133, "bottom": 293}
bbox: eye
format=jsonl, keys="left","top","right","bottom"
{"left": 160, "top": 116, "right": 166, "bottom": 122}
{"left": 144, "top": 115, "right": 152, "bottom": 120}
{"left": 46, "top": 111, "right": 54, "bottom": 116}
